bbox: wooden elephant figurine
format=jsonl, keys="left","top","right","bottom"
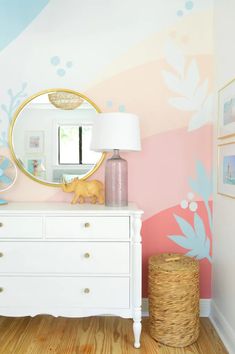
{"left": 62, "top": 178, "right": 104, "bottom": 204}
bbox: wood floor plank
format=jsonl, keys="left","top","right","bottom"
{"left": 0, "top": 316, "right": 228, "bottom": 354}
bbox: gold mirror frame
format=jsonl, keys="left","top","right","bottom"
{"left": 9, "top": 88, "right": 106, "bottom": 187}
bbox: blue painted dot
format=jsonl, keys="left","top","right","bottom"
{"left": 118, "top": 104, "right": 126, "bottom": 112}
{"left": 106, "top": 100, "right": 113, "bottom": 108}
{"left": 185, "top": 1, "right": 194, "bottom": 10}
{"left": 66, "top": 61, "right": 73, "bottom": 68}
{"left": 177, "top": 10, "right": 184, "bottom": 17}
{"left": 51, "top": 56, "right": 60, "bottom": 66}
{"left": 57, "top": 68, "right": 66, "bottom": 77}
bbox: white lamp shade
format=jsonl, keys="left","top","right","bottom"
{"left": 90, "top": 112, "right": 141, "bottom": 152}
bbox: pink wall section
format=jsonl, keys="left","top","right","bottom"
{"left": 127, "top": 125, "right": 212, "bottom": 220}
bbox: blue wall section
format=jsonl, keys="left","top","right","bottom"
{"left": 0, "top": 0, "right": 49, "bottom": 52}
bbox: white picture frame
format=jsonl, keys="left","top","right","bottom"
{"left": 25, "top": 131, "right": 44, "bottom": 153}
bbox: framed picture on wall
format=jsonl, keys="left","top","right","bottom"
{"left": 25, "top": 156, "right": 46, "bottom": 180}
{"left": 25, "top": 131, "right": 44, "bottom": 153}
{"left": 218, "top": 142, "right": 235, "bottom": 197}
{"left": 218, "top": 78, "right": 235, "bottom": 138}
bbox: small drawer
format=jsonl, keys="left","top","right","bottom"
{"left": 45, "top": 216, "right": 129, "bottom": 239}
{"left": 0, "top": 217, "right": 43, "bottom": 239}
{"left": 0, "top": 242, "right": 130, "bottom": 274}
{"left": 0, "top": 277, "right": 130, "bottom": 309}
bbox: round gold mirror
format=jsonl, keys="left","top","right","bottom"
{"left": 9, "top": 89, "right": 105, "bottom": 187}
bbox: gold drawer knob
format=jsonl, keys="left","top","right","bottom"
{"left": 0, "top": 253, "right": 3, "bottom": 258}
{"left": 84, "top": 253, "right": 90, "bottom": 259}
{"left": 84, "top": 222, "right": 90, "bottom": 228}
{"left": 0, "top": 288, "right": 4, "bottom": 293}
{"left": 84, "top": 288, "right": 90, "bottom": 294}
{"left": 0, "top": 223, "right": 3, "bottom": 227}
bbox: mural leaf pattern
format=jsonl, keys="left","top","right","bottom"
{"left": 162, "top": 40, "right": 213, "bottom": 131}
{"left": 169, "top": 160, "right": 212, "bottom": 262}
{"left": 189, "top": 160, "right": 213, "bottom": 230}
{"left": 189, "top": 160, "right": 212, "bottom": 202}
{"left": 188, "top": 94, "right": 213, "bottom": 131}
{"left": 0, "top": 83, "right": 27, "bottom": 147}
{"left": 169, "top": 212, "right": 212, "bottom": 262}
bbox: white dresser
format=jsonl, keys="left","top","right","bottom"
{"left": 0, "top": 202, "right": 143, "bottom": 348}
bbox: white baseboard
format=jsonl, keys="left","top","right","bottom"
{"left": 210, "top": 300, "right": 235, "bottom": 354}
{"left": 142, "top": 298, "right": 211, "bottom": 318}
{"left": 199, "top": 299, "right": 211, "bottom": 317}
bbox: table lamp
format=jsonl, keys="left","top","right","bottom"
{"left": 90, "top": 112, "right": 141, "bottom": 207}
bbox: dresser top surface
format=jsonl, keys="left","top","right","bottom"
{"left": 0, "top": 202, "right": 143, "bottom": 215}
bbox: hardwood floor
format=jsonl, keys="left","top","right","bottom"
{"left": 0, "top": 316, "right": 227, "bottom": 354}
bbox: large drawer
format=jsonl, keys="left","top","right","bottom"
{"left": 0, "top": 217, "right": 43, "bottom": 239}
{"left": 45, "top": 216, "right": 129, "bottom": 239}
{"left": 0, "top": 276, "right": 130, "bottom": 309}
{"left": 0, "top": 242, "right": 129, "bottom": 274}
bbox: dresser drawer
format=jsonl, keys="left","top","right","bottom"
{"left": 0, "top": 217, "right": 43, "bottom": 239}
{"left": 0, "top": 277, "right": 130, "bottom": 309}
{"left": 45, "top": 216, "right": 129, "bottom": 239}
{"left": 0, "top": 242, "right": 129, "bottom": 274}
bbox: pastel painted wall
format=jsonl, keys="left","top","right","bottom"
{"left": 0, "top": 0, "right": 213, "bottom": 298}
{"left": 212, "top": 0, "right": 235, "bottom": 350}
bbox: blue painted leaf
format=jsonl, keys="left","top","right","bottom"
{"left": 189, "top": 160, "right": 212, "bottom": 201}
{"left": 13, "top": 100, "right": 21, "bottom": 109}
{"left": 1, "top": 104, "right": 7, "bottom": 112}
{"left": 204, "top": 238, "right": 210, "bottom": 255}
{"left": 174, "top": 214, "right": 195, "bottom": 239}
{"left": 169, "top": 213, "right": 211, "bottom": 262}
{"left": 169, "top": 236, "right": 193, "bottom": 249}
{"left": 186, "top": 249, "right": 199, "bottom": 257}
{"left": 194, "top": 213, "right": 206, "bottom": 241}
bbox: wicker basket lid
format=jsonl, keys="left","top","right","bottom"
{"left": 149, "top": 253, "right": 199, "bottom": 272}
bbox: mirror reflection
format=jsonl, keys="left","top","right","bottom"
{"left": 10, "top": 90, "right": 104, "bottom": 186}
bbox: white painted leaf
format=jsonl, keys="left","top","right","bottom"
{"left": 188, "top": 94, "right": 213, "bottom": 131}
{"left": 188, "top": 111, "right": 204, "bottom": 131}
{"left": 169, "top": 97, "right": 196, "bottom": 111}
{"left": 192, "top": 79, "right": 208, "bottom": 107}
{"left": 162, "top": 70, "right": 183, "bottom": 94}
{"left": 164, "top": 41, "right": 185, "bottom": 76}
{"left": 182, "top": 59, "right": 200, "bottom": 98}
{"left": 203, "top": 94, "right": 213, "bottom": 120}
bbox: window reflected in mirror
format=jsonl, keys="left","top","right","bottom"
{"left": 58, "top": 125, "right": 100, "bottom": 165}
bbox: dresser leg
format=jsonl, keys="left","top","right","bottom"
{"left": 133, "top": 308, "right": 142, "bottom": 348}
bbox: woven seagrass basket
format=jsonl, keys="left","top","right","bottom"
{"left": 48, "top": 92, "right": 83, "bottom": 110}
{"left": 148, "top": 253, "right": 200, "bottom": 347}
